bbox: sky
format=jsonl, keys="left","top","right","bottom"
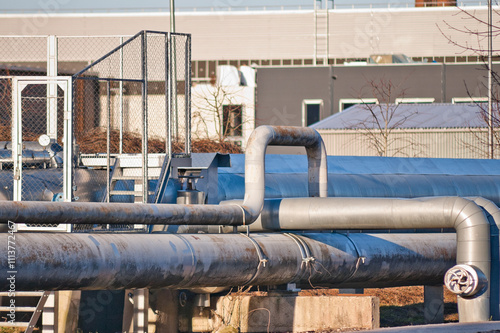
{"left": 0, "top": 0, "right": 417, "bottom": 12}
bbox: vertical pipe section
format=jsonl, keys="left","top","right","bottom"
{"left": 470, "top": 197, "right": 500, "bottom": 321}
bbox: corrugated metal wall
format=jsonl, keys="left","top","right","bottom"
{"left": 318, "top": 128, "right": 496, "bottom": 159}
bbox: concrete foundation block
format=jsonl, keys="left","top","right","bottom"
{"left": 424, "top": 285, "right": 444, "bottom": 324}
{"left": 191, "top": 294, "right": 380, "bottom": 332}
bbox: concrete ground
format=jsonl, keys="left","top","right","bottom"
{"left": 368, "top": 321, "right": 500, "bottom": 332}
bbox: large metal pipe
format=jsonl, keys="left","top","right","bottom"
{"left": 257, "top": 196, "right": 491, "bottom": 322}
{"left": 0, "top": 201, "right": 245, "bottom": 225}
{"left": 0, "top": 126, "right": 327, "bottom": 226}
{"left": 469, "top": 197, "right": 500, "bottom": 321}
{"left": 241, "top": 125, "right": 328, "bottom": 222}
{"left": 0, "top": 232, "right": 455, "bottom": 291}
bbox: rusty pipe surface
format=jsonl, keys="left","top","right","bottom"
{"left": 241, "top": 126, "right": 328, "bottom": 223}
{"left": 0, "top": 232, "right": 454, "bottom": 291}
{"left": 0, "top": 201, "right": 245, "bottom": 225}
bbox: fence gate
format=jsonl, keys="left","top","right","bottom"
{"left": 11, "top": 76, "right": 72, "bottom": 231}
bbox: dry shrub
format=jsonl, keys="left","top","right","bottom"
{"left": 191, "top": 139, "right": 242, "bottom": 154}
{"left": 0, "top": 124, "right": 41, "bottom": 142}
{"left": 77, "top": 128, "right": 242, "bottom": 154}
{"left": 0, "top": 124, "right": 10, "bottom": 141}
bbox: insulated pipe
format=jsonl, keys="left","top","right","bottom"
{"left": 468, "top": 197, "right": 500, "bottom": 321}
{"left": 263, "top": 196, "right": 491, "bottom": 322}
{"left": 241, "top": 125, "right": 328, "bottom": 222}
{"left": 0, "top": 201, "right": 245, "bottom": 226}
{"left": 0, "top": 232, "right": 455, "bottom": 291}
{"left": 0, "top": 126, "right": 327, "bottom": 226}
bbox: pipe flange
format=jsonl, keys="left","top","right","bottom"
{"left": 444, "top": 264, "right": 487, "bottom": 297}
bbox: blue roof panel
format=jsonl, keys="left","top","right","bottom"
{"left": 221, "top": 154, "right": 500, "bottom": 176}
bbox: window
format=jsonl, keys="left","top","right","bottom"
{"left": 197, "top": 60, "right": 206, "bottom": 78}
{"left": 395, "top": 98, "right": 435, "bottom": 104}
{"left": 302, "top": 99, "right": 323, "bottom": 126}
{"left": 223, "top": 104, "right": 242, "bottom": 137}
{"left": 339, "top": 98, "right": 378, "bottom": 112}
{"left": 452, "top": 97, "right": 488, "bottom": 104}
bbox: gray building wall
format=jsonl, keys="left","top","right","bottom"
{"left": 256, "top": 66, "right": 334, "bottom": 127}
{"left": 256, "top": 63, "right": 499, "bottom": 124}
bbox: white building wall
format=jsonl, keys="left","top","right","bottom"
{"left": 191, "top": 83, "right": 255, "bottom": 149}
{"left": 0, "top": 6, "right": 494, "bottom": 62}
{"left": 329, "top": 7, "right": 489, "bottom": 59}
{"left": 98, "top": 94, "right": 168, "bottom": 140}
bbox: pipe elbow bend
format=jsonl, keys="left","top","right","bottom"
{"left": 450, "top": 197, "right": 489, "bottom": 231}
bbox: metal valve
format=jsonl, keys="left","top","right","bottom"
{"left": 444, "top": 264, "right": 487, "bottom": 297}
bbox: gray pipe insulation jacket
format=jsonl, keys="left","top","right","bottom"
{"left": 272, "top": 196, "right": 491, "bottom": 322}
{"left": 241, "top": 125, "right": 328, "bottom": 222}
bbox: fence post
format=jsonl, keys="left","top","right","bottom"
{"left": 185, "top": 35, "right": 191, "bottom": 155}
{"left": 141, "top": 31, "right": 149, "bottom": 204}
{"left": 47, "top": 35, "right": 58, "bottom": 140}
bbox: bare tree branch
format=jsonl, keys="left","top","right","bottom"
{"left": 192, "top": 80, "right": 251, "bottom": 144}
{"left": 347, "top": 77, "right": 425, "bottom": 157}
{"left": 440, "top": 4, "right": 500, "bottom": 158}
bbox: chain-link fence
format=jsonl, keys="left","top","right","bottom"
{"left": 0, "top": 36, "right": 48, "bottom": 165}
{"left": 0, "top": 31, "right": 191, "bottom": 232}
{"left": 71, "top": 31, "right": 191, "bottom": 231}
{"left": 73, "top": 30, "right": 191, "bottom": 196}
{"left": 0, "top": 35, "right": 132, "bottom": 208}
